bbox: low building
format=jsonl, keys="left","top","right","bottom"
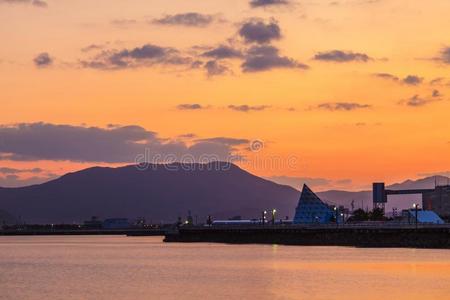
{"left": 293, "top": 184, "right": 334, "bottom": 224}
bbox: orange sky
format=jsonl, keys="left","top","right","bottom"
{"left": 0, "top": 0, "right": 449, "bottom": 190}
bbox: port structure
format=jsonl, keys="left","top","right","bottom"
{"left": 373, "top": 182, "right": 435, "bottom": 211}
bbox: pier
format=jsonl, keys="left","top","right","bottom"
{"left": 164, "top": 225, "right": 450, "bottom": 249}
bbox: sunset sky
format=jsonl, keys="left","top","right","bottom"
{"left": 0, "top": 0, "right": 449, "bottom": 190}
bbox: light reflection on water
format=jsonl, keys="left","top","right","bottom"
{"left": 0, "top": 236, "right": 449, "bottom": 300}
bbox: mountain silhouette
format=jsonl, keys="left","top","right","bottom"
{"left": 0, "top": 162, "right": 299, "bottom": 224}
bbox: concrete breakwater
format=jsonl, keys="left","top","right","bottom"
{"left": 164, "top": 226, "right": 450, "bottom": 249}
{"left": 0, "top": 229, "right": 165, "bottom": 236}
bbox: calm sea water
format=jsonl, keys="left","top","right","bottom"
{"left": 0, "top": 236, "right": 449, "bottom": 300}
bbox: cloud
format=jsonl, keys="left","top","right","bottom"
{"left": 0, "top": 173, "right": 57, "bottom": 188}
{"left": 204, "top": 60, "right": 230, "bottom": 76}
{"left": 314, "top": 50, "right": 371, "bottom": 62}
{"left": 316, "top": 102, "right": 371, "bottom": 111}
{"left": 194, "top": 137, "right": 250, "bottom": 146}
{"left": 0, "top": 167, "right": 43, "bottom": 174}
{"left": 249, "top": 0, "right": 290, "bottom": 8}
{"left": 374, "top": 73, "right": 425, "bottom": 85}
{"left": 373, "top": 73, "right": 399, "bottom": 81}
{"left": 0, "top": 123, "right": 247, "bottom": 163}
{"left": 152, "top": 13, "right": 216, "bottom": 27}
{"left": 80, "top": 43, "right": 191, "bottom": 70}
{"left": 33, "top": 52, "right": 52, "bottom": 67}
{"left": 435, "top": 47, "right": 450, "bottom": 64}
{"left": 239, "top": 20, "right": 281, "bottom": 44}
{"left": 176, "top": 103, "right": 206, "bottom": 110}
{"left": 402, "top": 75, "right": 423, "bottom": 85}
{"left": 432, "top": 89, "right": 442, "bottom": 98}
{"left": 0, "top": 0, "right": 47, "bottom": 8}
{"left": 228, "top": 104, "right": 270, "bottom": 112}
{"left": 202, "top": 45, "right": 243, "bottom": 59}
{"left": 402, "top": 91, "right": 442, "bottom": 107}
{"left": 430, "top": 77, "right": 445, "bottom": 85}
{"left": 241, "top": 45, "right": 308, "bottom": 72}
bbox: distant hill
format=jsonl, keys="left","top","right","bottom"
{"left": 0, "top": 163, "right": 300, "bottom": 224}
{"left": 317, "top": 175, "right": 450, "bottom": 212}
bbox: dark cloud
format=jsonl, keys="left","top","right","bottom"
{"left": 249, "top": 0, "right": 290, "bottom": 8}
{"left": 242, "top": 45, "right": 308, "bottom": 72}
{"left": 432, "top": 89, "right": 441, "bottom": 98}
{"left": 152, "top": 13, "right": 215, "bottom": 27}
{"left": 195, "top": 137, "right": 250, "bottom": 146}
{"left": 80, "top": 43, "right": 191, "bottom": 70}
{"left": 202, "top": 45, "right": 243, "bottom": 59}
{"left": 437, "top": 47, "right": 450, "bottom": 64}
{"left": 317, "top": 102, "right": 371, "bottom": 111}
{"left": 373, "top": 73, "right": 399, "bottom": 81}
{"left": 33, "top": 52, "right": 52, "bottom": 67}
{"left": 228, "top": 104, "right": 270, "bottom": 112}
{"left": 204, "top": 60, "right": 230, "bottom": 76}
{"left": 374, "top": 73, "right": 425, "bottom": 85}
{"left": 239, "top": 20, "right": 281, "bottom": 44}
{"left": 402, "top": 92, "right": 442, "bottom": 107}
{"left": 0, "top": 0, "right": 47, "bottom": 8}
{"left": 176, "top": 103, "right": 205, "bottom": 110}
{"left": 402, "top": 75, "right": 423, "bottom": 85}
{"left": 0, "top": 123, "right": 246, "bottom": 163}
{"left": 314, "top": 50, "right": 371, "bottom": 62}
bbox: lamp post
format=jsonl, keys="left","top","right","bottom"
{"left": 334, "top": 206, "right": 338, "bottom": 228}
{"left": 340, "top": 213, "right": 344, "bottom": 226}
{"left": 271, "top": 209, "right": 276, "bottom": 225}
{"left": 413, "top": 203, "right": 419, "bottom": 229}
{"left": 262, "top": 210, "right": 267, "bottom": 226}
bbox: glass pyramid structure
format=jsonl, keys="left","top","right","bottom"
{"left": 293, "top": 184, "right": 334, "bottom": 224}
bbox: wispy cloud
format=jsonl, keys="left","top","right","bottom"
{"left": 152, "top": 13, "right": 217, "bottom": 27}
{"left": 228, "top": 105, "right": 271, "bottom": 112}
{"left": 316, "top": 102, "right": 371, "bottom": 111}
{"left": 249, "top": 0, "right": 290, "bottom": 8}
{"left": 314, "top": 50, "right": 371, "bottom": 62}
{"left": 176, "top": 104, "right": 207, "bottom": 110}
{"left": 0, "top": 0, "right": 47, "bottom": 8}
{"left": 242, "top": 45, "right": 308, "bottom": 72}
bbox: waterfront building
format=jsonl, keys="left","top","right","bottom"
{"left": 293, "top": 184, "right": 334, "bottom": 224}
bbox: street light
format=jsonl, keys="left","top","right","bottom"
{"left": 262, "top": 210, "right": 267, "bottom": 226}
{"left": 413, "top": 203, "right": 419, "bottom": 229}
{"left": 271, "top": 209, "right": 276, "bottom": 225}
{"left": 334, "top": 206, "right": 338, "bottom": 228}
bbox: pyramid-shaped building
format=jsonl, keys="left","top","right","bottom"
{"left": 293, "top": 184, "right": 334, "bottom": 224}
